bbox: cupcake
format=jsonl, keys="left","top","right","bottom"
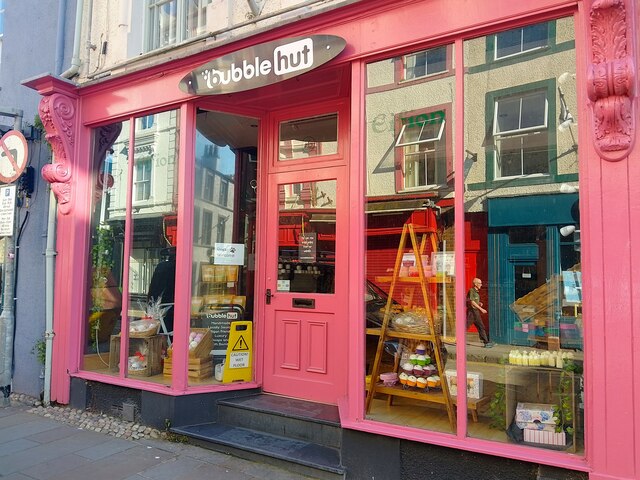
{"left": 407, "top": 375, "right": 417, "bottom": 387}
{"left": 409, "top": 354, "right": 419, "bottom": 365}
{"left": 416, "top": 377, "right": 427, "bottom": 389}
{"left": 423, "top": 364, "right": 437, "bottom": 376}
{"left": 427, "top": 375, "right": 441, "bottom": 388}
{"left": 402, "top": 362, "right": 414, "bottom": 374}
{"left": 412, "top": 365, "right": 424, "bottom": 377}
{"left": 399, "top": 372, "right": 409, "bottom": 385}
{"left": 416, "top": 354, "right": 427, "bottom": 366}
{"left": 416, "top": 343, "right": 427, "bottom": 355}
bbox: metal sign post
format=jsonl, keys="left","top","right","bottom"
{"left": 0, "top": 127, "right": 28, "bottom": 407}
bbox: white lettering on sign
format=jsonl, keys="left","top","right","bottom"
{"left": 228, "top": 352, "right": 250, "bottom": 369}
{"left": 273, "top": 38, "right": 313, "bottom": 75}
{"left": 201, "top": 38, "right": 313, "bottom": 88}
{"left": 180, "top": 35, "right": 346, "bottom": 95}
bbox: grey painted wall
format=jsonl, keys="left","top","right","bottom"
{"left": 0, "top": 0, "right": 77, "bottom": 398}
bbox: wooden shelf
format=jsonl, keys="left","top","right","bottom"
{"left": 374, "top": 275, "right": 452, "bottom": 284}
{"left": 365, "top": 223, "right": 456, "bottom": 432}
{"left": 366, "top": 328, "right": 438, "bottom": 342}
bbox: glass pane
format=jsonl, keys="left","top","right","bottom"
{"left": 188, "top": 110, "right": 258, "bottom": 386}
{"left": 364, "top": 44, "right": 456, "bottom": 435}
{"left": 495, "top": 29, "right": 522, "bottom": 58}
{"left": 522, "top": 23, "right": 548, "bottom": 51}
{"left": 277, "top": 180, "right": 336, "bottom": 294}
{"left": 83, "top": 121, "right": 129, "bottom": 376}
{"left": 495, "top": 97, "right": 522, "bottom": 133}
{"left": 426, "top": 46, "right": 447, "bottom": 75}
{"left": 520, "top": 92, "right": 547, "bottom": 129}
{"left": 464, "top": 17, "right": 583, "bottom": 454}
{"left": 125, "top": 110, "right": 179, "bottom": 384}
{"left": 279, "top": 113, "right": 338, "bottom": 160}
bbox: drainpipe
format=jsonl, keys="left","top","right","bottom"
{"left": 0, "top": 111, "right": 23, "bottom": 407}
{"left": 55, "top": 0, "right": 68, "bottom": 75}
{"left": 43, "top": 190, "right": 57, "bottom": 406}
{"left": 61, "top": 0, "right": 85, "bottom": 79}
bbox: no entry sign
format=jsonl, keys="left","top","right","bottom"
{"left": 0, "top": 130, "right": 28, "bottom": 183}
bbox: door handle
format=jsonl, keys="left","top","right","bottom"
{"left": 265, "top": 288, "right": 273, "bottom": 305}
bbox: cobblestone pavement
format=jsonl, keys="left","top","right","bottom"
{"left": 3, "top": 393, "right": 315, "bottom": 480}
{"left": 10, "top": 393, "right": 166, "bottom": 441}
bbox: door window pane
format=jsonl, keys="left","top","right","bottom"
{"left": 276, "top": 180, "right": 336, "bottom": 294}
{"left": 279, "top": 113, "right": 338, "bottom": 160}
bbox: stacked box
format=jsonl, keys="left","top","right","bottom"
{"left": 444, "top": 370, "right": 483, "bottom": 399}
{"left": 515, "top": 402, "right": 557, "bottom": 432}
{"left": 524, "top": 429, "right": 566, "bottom": 446}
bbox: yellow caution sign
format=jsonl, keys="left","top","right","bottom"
{"left": 222, "top": 321, "right": 252, "bottom": 383}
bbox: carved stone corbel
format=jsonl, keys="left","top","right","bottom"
{"left": 39, "top": 93, "right": 77, "bottom": 214}
{"left": 587, "top": 0, "right": 636, "bottom": 161}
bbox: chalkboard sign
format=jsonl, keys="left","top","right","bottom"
{"left": 298, "top": 232, "right": 317, "bottom": 262}
{"left": 198, "top": 306, "right": 243, "bottom": 364}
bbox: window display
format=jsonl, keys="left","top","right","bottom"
{"left": 188, "top": 109, "right": 258, "bottom": 385}
{"left": 364, "top": 16, "right": 584, "bottom": 454}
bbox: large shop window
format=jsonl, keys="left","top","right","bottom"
{"left": 364, "top": 43, "right": 456, "bottom": 435}
{"left": 188, "top": 109, "right": 258, "bottom": 386}
{"left": 364, "top": 16, "right": 583, "bottom": 455}
{"left": 83, "top": 108, "right": 258, "bottom": 387}
{"left": 83, "top": 110, "right": 179, "bottom": 384}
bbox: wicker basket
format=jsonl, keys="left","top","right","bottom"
{"left": 392, "top": 311, "right": 441, "bottom": 335}
{"left": 129, "top": 319, "right": 161, "bottom": 338}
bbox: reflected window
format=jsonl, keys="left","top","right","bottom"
{"left": 493, "top": 90, "right": 549, "bottom": 178}
{"left": 134, "top": 158, "right": 152, "bottom": 201}
{"left": 396, "top": 110, "right": 447, "bottom": 188}
{"left": 279, "top": 113, "right": 338, "bottom": 160}
{"left": 495, "top": 22, "right": 549, "bottom": 59}
{"left": 403, "top": 46, "right": 447, "bottom": 80}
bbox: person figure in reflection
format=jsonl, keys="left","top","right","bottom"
{"left": 147, "top": 247, "right": 176, "bottom": 334}
{"left": 467, "top": 277, "right": 494, "bottom": 348}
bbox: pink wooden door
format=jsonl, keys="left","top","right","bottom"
{"left": 262, "top": 105, "right": 349, "bottom": 404}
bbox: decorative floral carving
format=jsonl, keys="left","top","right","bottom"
{"left": 93, "top": 123, "right": 122, "bottom": 203}
{"left": 588, "top": 0, "right": 636, "bottom": 161}
{"left": 39, "top": 93, "right": 77, "bottom": 214}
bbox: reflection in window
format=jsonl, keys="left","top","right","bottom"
{"left": 83, "top": 110, "right": 179, "bottom": 386}
{"left": 495, "top": 22, "right": 548, "bottom": 59}
{"left": 396, "top": 111, "right": 447, "bottom": 188}
{"left": 189, "top": 110, "right": 258, "bottom": 386}
{"left": 465, "top": 17, "right": 583, "bottom": 453}
{"left": 493, "top": 91, "right": 549, "bottom": 177}
{"left": 403, "top": 46, "right": 447, "bottom": 80}
{"left": 364, "top": 44, "right": 456, "bottom": 435}
{"left": 277, "top": 180, "right": 336, "bottom": 294}
{"left": 279, "top": 113, "right": 338, "bottom": 160}
{"left": 134, "top": 158, "right": 152, "bottom": 201}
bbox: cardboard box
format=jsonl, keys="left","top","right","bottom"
{"left": 515, "top": 402, "right": 557, "bottom": 431}
{"left": 524, "top": 429, "right": 566, "bottom": 446}
{"left": 444, "top": 370, "right": 483, "bottom": 399}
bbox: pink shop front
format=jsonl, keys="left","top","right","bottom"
{"left": 25, "top": 1, "right": 639, "bottom": 479}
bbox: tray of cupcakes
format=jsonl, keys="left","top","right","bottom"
{"left": 397, "top": 343, "right": 442, "bottom": 390}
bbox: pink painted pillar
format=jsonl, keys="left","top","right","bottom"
{"left": 24, "top": 76, "right": 82, "bottom": 405}
{"left": 582, "top": 1, "right": 638, "bottom": 479}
